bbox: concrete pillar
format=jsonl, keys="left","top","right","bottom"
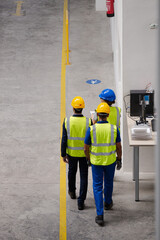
{"left": 155, "top": 2, "right": 160, "bottom": 239}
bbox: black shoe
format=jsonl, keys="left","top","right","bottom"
{"left": 78, "top": 202, "right": 84, "bottom": 210}
{"left": 104, "top": 200, "right": 113, "bottom": 210}
{"left": 95, "top": 215, "right": 104, "bottom": 226}
{"left": 68, "top": 191, "right": 76, "bottom": 199}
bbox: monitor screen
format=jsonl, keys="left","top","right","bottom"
{"left": 130, "top": 90, "right": 154, "bottom": 117}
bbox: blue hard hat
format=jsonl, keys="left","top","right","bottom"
{"left": 99, "top": 89, "right": 116, "bottom": 101}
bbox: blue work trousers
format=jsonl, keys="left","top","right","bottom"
{"left": 68, "top": 156, "right": 88, "bottom": 205}
{"left": 92, "top": 161, "right": 116, "bottom": 216}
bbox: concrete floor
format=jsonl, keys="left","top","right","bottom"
{"left": 0, "top": 0, "right": 155, "bottom": 239}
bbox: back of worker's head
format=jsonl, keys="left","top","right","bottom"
{"left": 96, "top": 102, "right": 110, "bottom": 120}
{"left": 99, "top": 89, "right": 116, "bottom": 106}
{"left": 71, "top": 96, "right": 85, "bottom": 113}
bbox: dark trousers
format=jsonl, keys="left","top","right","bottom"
{"left": 68, "top": 156, "right": 88, "bottom": 204}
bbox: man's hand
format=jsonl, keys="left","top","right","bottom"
{"left": 90, "top": 111, "right": 98, "bottom": 125}
{"left": 86, "top": 158, "right": 91, "bottom": 167}
{"left": 63, "top": 156, "right": 69, "bottom": 163}
{"left": 116, "top": 158, "right": 122, "bottom": 170}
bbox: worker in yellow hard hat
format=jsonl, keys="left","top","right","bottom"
{"left": 91, "top": 88, "right": 122, "bottom": 170}
{"left": 61, "top": 96, "right": 92, "bottom": 210}
{"left": 84, "top": 102, "right": 122, "bottom": 226}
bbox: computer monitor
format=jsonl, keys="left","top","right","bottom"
{"left": 130, "top": 90, "right": 154, "bottom": 117}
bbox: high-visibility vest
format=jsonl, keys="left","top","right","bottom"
{"left": 108, "top": 107, "right": 121, "bottom": 129}
{"left": 65, "top": 116, "right": 91, "bottom": 157}
{"left": 90, "top": 123, "right": 117, "bottom": 166}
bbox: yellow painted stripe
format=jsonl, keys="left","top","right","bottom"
{"left": 66, "top": 9, "right": 70, "bottom": 65}
{"left": 59, "top": 0, "right": 68, "bottom": 240}
{"left": 13, "top": 1, "right": 24, "bottom": 16}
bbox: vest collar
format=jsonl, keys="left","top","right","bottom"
{"left": 72, "top": 114, "right": 84, "bottom": 117}
{"left": 97, "top": 121, "right": 108, "bottom": 123}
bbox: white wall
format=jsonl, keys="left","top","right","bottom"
{"left": 95, "top": 0, "right": 123, "bottom": 111}
{"left": 122, "top": 0, "right": 158, "bottom": 172}
{"left": 95, "top": 0, "right": 106, "bottom": 11}
{"left": 96, "top": 0, "right": 158, "bottom": 173}
{"left": 112, "top": 0, "right": 123, "bottom": 109}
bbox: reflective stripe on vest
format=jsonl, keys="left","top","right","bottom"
{"left": 91, "top": 150, "right": 116, "bottom": 156}
{"left": 65, "top": 117, "right": 91, "bottom": 157}
{"left": 67, "top": 117, "right": 89, "bottom": 141}
{"left": 67, "top": 146, "right": 84, "bottom": 150}
{"left": 90, "top": 123, "right": 117, "bottom": 165}
{"left": 92, "top": 124, "right": 116, "bottom": 147}
{"left": 115, "top": 107, "right": 120, "bottom": 128}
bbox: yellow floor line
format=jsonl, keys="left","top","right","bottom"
{"left": 13, "top": 1, "right": 24, "bottom": 16}
{"left": 59, "top": 0, "right": 67, "bottom": 240}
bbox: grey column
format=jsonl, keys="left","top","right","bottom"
{"left": 155, "top": 1, "right": 160, "bottom": 239}
{"left": 133, "top": 147, "right": 136, "bottom": 181}
{"left": 134, "top": 146, "right": 139, "bottom": 201}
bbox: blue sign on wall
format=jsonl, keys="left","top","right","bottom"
{"left": 86, "top": 79, "right": 101, "bottom": 85}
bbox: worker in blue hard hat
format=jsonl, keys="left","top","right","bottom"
{"left": 99, "top": 89, "right": 121, "bottom": 130}
{"left": 91, "top": 89, "right": 122, "bottom": 170}
{"left": 99, "top": 89, "right": 121, "bottom": 170}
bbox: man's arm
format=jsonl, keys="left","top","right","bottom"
{"left": 116, "top": 141, "right": 122, "bottom": 170}
{"left": 115, "top": 127, "right": 122, "bottom": 170}
{"left": 84, "top": 144, "right": 90, "bottom": 160}
{"left": 84, "top": 127, "right": 91, "bottom": 161}
{"left": 61, "top": 119, "right": 69, "bottom": 163}
{"left": 116, "top": 142, "right": 122, "bottom": 160}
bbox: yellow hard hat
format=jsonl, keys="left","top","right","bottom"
{"left": 71, "top": 96, "right": 85, "bottom": 109}
{"left": 96, "top": 102, "right": 110, "bottom": 114}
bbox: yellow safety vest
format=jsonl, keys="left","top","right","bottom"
{"left": 108, "top": 106, "right": 121, "bottom": 129}
{"left": 90, "top": 123, "right": 117, "bottom": 166}
{"left": 65, "top": 116, "right": 91, "bottom": 157}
